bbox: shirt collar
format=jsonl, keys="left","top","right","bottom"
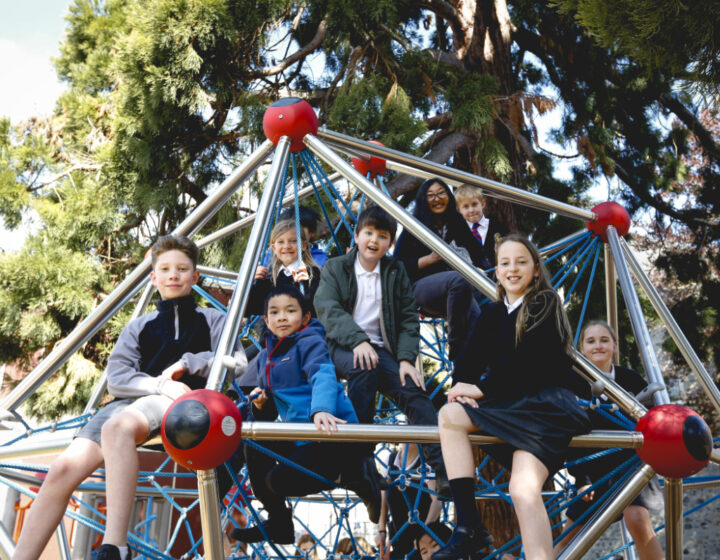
{"left": 354, "top": 254, "right": 381, "bottom": 276}
{"left": 504, "top": 294, "right": 524, "bottom": 313}
{"left": 278, "top": 261, "right": 302, "bottom": 276}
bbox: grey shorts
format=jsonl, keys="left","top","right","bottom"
{"left": 75, "top": 394, "right": 174, "bottom": 445}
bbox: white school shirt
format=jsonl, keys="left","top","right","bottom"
{"left": 504, "top": 294, "right": 524, "bottom": 313}
{"left": 466, "top": 215, "right": 489, "bottom": 243}
{"left": 353, "top": 256, "right": 384, "bottom": 347}
{"left": 277, "top": 260, "right": 303, "bottom": 277}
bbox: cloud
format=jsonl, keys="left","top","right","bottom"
{"left": 0, "top": 38, "right": 66, "bottom": 124}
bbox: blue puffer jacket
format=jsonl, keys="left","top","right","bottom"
{"left": 257, "top": 318, "right": 358, "bottom": 425}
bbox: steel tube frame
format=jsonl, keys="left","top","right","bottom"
{"left": 0, "top": 519, "right": 14, "bottom": 560}
{"left": 620, "top": 520, "right": 639, "bottom": 560}
{"left": 317, "top": 129, "right": 596, "bottom": 222}
{"left": 0, "top": 140, "right": 274, "bottom": 414}
{"left": 556, "top": 463, "right": 656, "bottom": 560}
{"left": 604, "top": 244, "right": 620, "bottom": 362}
{"left": 197, "top": 136, "right": 291, "bottom": 560}
{"left": 606, "top": 227, "right": 671, "bottom": 405}
{"left": 665, "top": 478, "right": 683, "bottom": 559}
{"left": 621, "top": 238, "right": 720, "bottom": 414}
{"left": 55, "top": 521, "right": 72, "bottom": 560}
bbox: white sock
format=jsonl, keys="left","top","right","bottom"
{"left": 117, "top": 546, "right": 129, "bottom": 559}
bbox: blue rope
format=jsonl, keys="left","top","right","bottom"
{"left": 573, "top": 241, "right": 602, "bottom": 346}
{"left": 563, "top": 236, "right": 599, "bottom": 304}
{"left": 291, "top": 153, "right": 306, "bottom": 296}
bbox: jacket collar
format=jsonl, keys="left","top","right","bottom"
{"left": 156, "top": 294, "right": 196, "bottom": 313}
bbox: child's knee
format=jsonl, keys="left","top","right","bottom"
{"left": 100, "top": 412, "right": 141, "bottom": 441}
{"left": 623, "top": 505, "right": 650, "bottom": 534}
{"left": 438, "top": 402, "right": 466, "bottom": 428}
{"left": 508, "top": 477, "right": 541, "bottom": 507}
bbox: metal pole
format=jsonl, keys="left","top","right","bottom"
{"left": 54, "top": 521, "right": 72, "bottom": 560}
{"left": 303, "top": 134, "right": 497, "bottom": 299}
{"left": 0, "top": 140, "right": 274, "bottom": 414}
{"left": 556, "top": 464, "right": 656, "bottom": 560}
{"left": 606, "top": 227, "right": 670, "bottom": 405}
{"left": 665, "top": 478, "right": 684, "bottom": 560}
{"left": 604, "top": 244, "right": 620, "bottom": 362}
{"left": 620, "top": 520, "right": 639, "bottom": 560}
{"left": 538, "top": 230, "right": 592, "bottom": 259}
{"left": 0, "top": 520, "right": 14, "bottom": 560}
{"left": 621, "top": 238, "right": 720, "bottom": 414}
{"left": 196, "top": 136, "right": 291, "bottom": 560}
{"left": 317, "top": 129, "right": 596, "bottom": 222}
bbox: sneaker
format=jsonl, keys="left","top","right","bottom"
{"left": 96, "top": 544, "right": 129, "bottom": 560}
{"left": 345, "top": 456, "right": 384, "bottom": 523}
{"left": 230, "top": 510, "right": 294, "bottom": 544}
{"left": 430, "top": 525, "right": 493, "bottom": 560}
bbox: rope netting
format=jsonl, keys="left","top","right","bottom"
{"left": 2, "top": 150, "right": 718, "bottom": 560}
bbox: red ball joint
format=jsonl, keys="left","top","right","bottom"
{"left": 262, "top": 97, "right": 318, "bottom": 153}
{"left": 586, "top": 201, "right": 631, "bottom": 242}
{"left": 352, "top": 140, "right": 387, "bottom": 178}
{"left": 635, "top": 404, "right": 713, "bottom": 478}
{"left": 161, "top": 389, "right": 242, "bottom": 471}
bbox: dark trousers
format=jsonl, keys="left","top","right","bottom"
{"left": 412, "top": 271, "right": 480, "bottom": 361}
{"left": 332, "top": 345, "right": 443, "bottom": 470}
{"left": 245, "top": 440, "right": 357, "bottom": 516}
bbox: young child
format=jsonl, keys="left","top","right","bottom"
{"left": 315, "top": 206, "right": 449, "bottom": 496}
{"left": 433, "top": 234, "right": 590, "bottom": 560}
{"left": 232, "top": 285, "right": 381, "bottom": 544}
{"left": 454, "top": 184, "right": 508, "bottom": 268}
{"left": 260, "top": 206, "right": 330, "bottom": 268}
{"left": 554, "top": 320, "right": 664, "bottom": 560}
{"left": 246, "top": 219, "right": 321, "bottom": 317}
{"left": 393, "top": 178, "right": 487, "bottom": 361}
{"left": 414, "top": 522, "right": 453, "bottom": 560}
{"left": 12, "top": 235, "right": 246, "bottom": 560}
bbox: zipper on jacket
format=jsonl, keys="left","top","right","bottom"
{"left": 174, "top": 303, "right": 180, "bottom": 340}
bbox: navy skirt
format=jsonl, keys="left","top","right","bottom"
{"left": 461, "top": 386, "right": 591, "bottom": 475}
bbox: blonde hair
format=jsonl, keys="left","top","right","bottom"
{"left": 578, "top": 320, "right": 617, "bottom": 348}
{"left": 454, "top": 184, "right": 484, "bottom": 205}
{"left": 495, "top": 233, "right": 573, "bottom": 351}
{"left": 269, "top": 220, "right": 317, "bottom": 285}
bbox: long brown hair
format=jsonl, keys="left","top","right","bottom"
{"left": 495, "top": 233, "right": 573, "bottom": 350}
{"left": 269, "top": 219, "right": 317, "bottom": 285}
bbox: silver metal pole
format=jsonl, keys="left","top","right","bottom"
{"left": 196, "top": 137, "right": 291, "bottom": 560}
{"left": 196, "top": 265, "right": 238, "bottom": 282}
{"left": 0, "top": 520, "right": 14, "bottom": 560}
{"left": 665, "top": 478, "right": 683, "bottom": 560}
{"left": 621, "top": 238, "right": 720, "bottom": 414}
{"left": 538, "top": 230, "right": 592, "bottom": 259}
{"left": 0, "top": 434, "right": 74, "bottom": 461}
{"left": 54, "top": 521, "right": 72, "bottom": 560}
{"left": 606, "top": 227, "right": 671, "bottom": 405}
{"left": 556, "top": 464, "right": 656, "bottom": 560}
{"left": 620, "top": 519, "right": 639, "bottom": 560}
{"left": 604, "top": 244, "right": 620, "bottom": 362}
{"left": 0, "top": 140, "right": 274, "bottom": 414}
{"left": 317, "top": 129, "right": 596, "bottom": 222}
{"left": 303, "top": 134, "right": 497, "bottom": 299}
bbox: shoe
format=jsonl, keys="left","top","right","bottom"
{"left": 434, "top": 468, "right": 451, "bottom": 498}
{"left": 431, "top": 525, "right": 493, "bottom": 560}
{"left": 345, "top": 456, "right": 384, "bottom": 523}
{"left": 96, "top": 544, "right": 129, "bottom": 560}
{"left": 230, "top": 511, "right": 294, "bottom": 544}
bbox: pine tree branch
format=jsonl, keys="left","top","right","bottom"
{"left": 425, "top": 111, "right": 453, "bottom": 129}
{"left": 26, "top": 163, "right": 103, "bottom": 192}
{"left": 418, "top": 1, "right": 461, "bottom": 32}
{"left": 422, "top": 48, "right": 466, "bottom": 72}
{"left": 659, "top": 94, "right": 720, "bottom": 161}
{"left": 250, "top": 17, "right": 328, "bottom": 78}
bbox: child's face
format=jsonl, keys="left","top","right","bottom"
{"left": 417, "top": 534, "right": 441, "bottom": 560}
{"left": 150, "top": 249, "right": 199, "bottom": 300}
{"left": 272, "top": 229, "right": 303, "bottom": 267}
{"left": 354, "top": 225, "right": 392, "bottom": 269}
{"left": 581, "top": 324, "right": 617, "bottom": 371}
{"left": 496, "top": 240, "right": 538, "bottom": 303}
{"left": 458, "top": 197, "right": 485, "bottom": 224}
{"left": 265, "top": 294, "right": 310, "bottom": 337}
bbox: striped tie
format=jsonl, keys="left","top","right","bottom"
{"left": 472, "top": 222, "right": 483, "bottom": 244}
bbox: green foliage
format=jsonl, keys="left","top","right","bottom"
{"left": 446, "top": 74, "right": 499, "bottom": 133}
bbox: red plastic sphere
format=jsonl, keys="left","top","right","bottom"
{"left": 352, "top": 140, "right": 387, "bottom": 177}
{"left": 262, "top": 98, "right": 318, "bottom": 152}
{"left": 635, "top": 404, "right": 712, "bottom": 478}
{"left": 161, "top": 389, "right": 242, "bottom": 471}
{"left": 586, "top": 201, "right": 631, "bottom": 242}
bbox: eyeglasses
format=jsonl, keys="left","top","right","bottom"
{"left": 426, "top": 191, "right": 448, "bottom": 201}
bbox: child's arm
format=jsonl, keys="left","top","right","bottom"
{"left": 314, "top": 260, "right": 370, "bottom": 349}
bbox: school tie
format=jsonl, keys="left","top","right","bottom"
{"left": 472, "top": 222, "right": 483, "bottom": 244}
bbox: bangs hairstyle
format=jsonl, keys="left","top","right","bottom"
{"left": 151, "top": 235, "right": 199, "bottom": 268}
{"left": 356, "top": 206, "right": 398, "bottom": 243}
{"left": 578, "top": 320, "right": 617, "bottom": 348}
{"left": 269, "top": 219, "right": 317, "bottom": 285}
{"left": 264, "top": 284, "right": 311, "bottom": 316}
{"left": 414, "top": 522, "right": 453, "bottom": 550}
{"left": 412, "top": 178, "right": 458, "bottom": 224}
{"left": 495, "top": 233, "right": 573, "bottom": 351}
{"left": 454, "top": 184, "right": 484, "bottom": 205}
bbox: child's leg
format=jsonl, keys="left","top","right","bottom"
{"left": 332, "top": 346, "right": 380, "bottom": 424}
{"left": 508, "top": 450, "right": 552, "bottom": 560}
{"left": 13, "top": 438, "right": 104, "bottom": 560}
{"left": 99, "top": 407, "right": 151, "bottom": 547}
{"left": 551, "top": 518, "right": 582, "bottom": 556}
{"left": 438, "top": 403, "right": 475, "bottom": 479}
{"left": 623, "top": 505, "right": 664, "bottom": 560}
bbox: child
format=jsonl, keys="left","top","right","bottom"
{"left": 414, "top": 522, "right": 453, "bottom": 560}
{"left": 232, "top": 285, "right": 381, "bottom": 544}
{"left": 393, "top": 178, "right": 487, "bottom": 361}
{"left": 315, "top": 206, "right": 449, "bottom": 496}
{"left": 246, "top": 219, "right": 321, "bottom": 317}
{"left": 260, "top": 206, "right": 330, "bottom": 268}
{"left": 454, "top": 184, "right": 508, "bottom": 268}
{"left": 554, "top": 320, "right": 664, "bottom": 560}
{"left": 13, "top": 235, "right": 246, "bottom": 560}
{"left": 433, "top": 234, "right": 590, "bottom": 560}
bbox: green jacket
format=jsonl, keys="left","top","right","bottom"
{"left": 314, "top": 248, "right": 420, "bottom": 363}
